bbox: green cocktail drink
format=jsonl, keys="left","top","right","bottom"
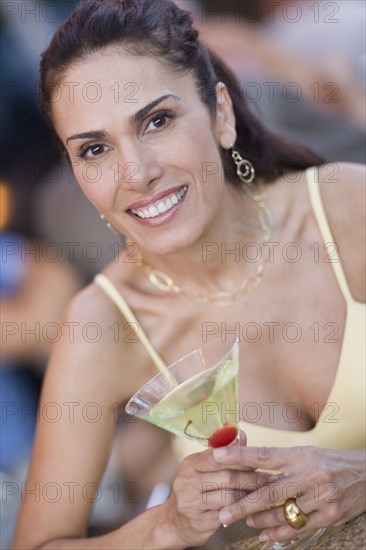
{"left": 126, "top": 337, "right": 239, "bottom": 448}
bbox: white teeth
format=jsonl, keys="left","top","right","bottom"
{"left": 148, "top": 206, "right": 158, "bottom": 217}
{"left": 157, "top": 201, "right": 168, "bottom": 214}
{"left": 131, "top": 186, "right": 187, "bottom": 219}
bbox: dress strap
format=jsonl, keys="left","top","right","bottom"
{"left": 306, "top": 167, "right": 353, "bottom": 303}
{"left": 94, "top": 273, "right": 167, "bottom": 373}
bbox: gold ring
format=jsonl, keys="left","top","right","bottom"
{"left": 283, "top": 497, "right": 309, "bottom": 529}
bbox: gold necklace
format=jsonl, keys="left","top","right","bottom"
{"left": 129, "top": 188, "right": 271, "bottom": 306}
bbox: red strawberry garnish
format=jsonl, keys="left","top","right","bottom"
{"left": 184, "top": 420, "right": 238, "bottom": 447}
{"left": 208, "top": 422, "right": 238, "bottom": 448}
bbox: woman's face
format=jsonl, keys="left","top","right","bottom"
{"left": 52, "top": 48, "right": 236, "bottom": 255}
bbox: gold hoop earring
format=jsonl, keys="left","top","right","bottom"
{"left": 231, "top": 149, "right": 255, "bottom": 185}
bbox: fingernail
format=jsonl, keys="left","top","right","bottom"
{"left": 213, "top": 447, "right": 229, "bottom": 461}
{"left": 219, "top": 510, "right": 233, "bottom": 524}
{"left": 267, "top": 475, "right": 281, "bottom": 483}
{"left": 246, "top": 516, "right": 254, "bottom": 527}
{"left": 239, "top": 430, "right": 247, "bottom": 446}
{"left": 268, "top": 473, "right": 285, "bottom": 483}
{"left": 258, "top": 533, "right": 269, "bottom": 542}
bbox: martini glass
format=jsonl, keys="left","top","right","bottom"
{"left": 125, "top": 336, "right": 239, "bottom": 450}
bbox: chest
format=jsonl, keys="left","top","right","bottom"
{"left": 132, "top": 263, "right": 346, "bottom": 431}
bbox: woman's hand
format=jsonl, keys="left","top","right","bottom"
{"left": 162, "top": 432, "right": 271, "bottom": 547}
{"left": 212, "top": 445, "right": 366, "bottom": 543}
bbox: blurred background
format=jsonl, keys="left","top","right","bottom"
{"left": 1, "top": 0, "right": 365, "bottom": 548}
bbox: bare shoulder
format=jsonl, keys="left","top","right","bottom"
{"left": 65, "top": 274, "right": 119, "bottom": 328}
{"left": 317, "top": 162, "right": 365, "bottom": 301}
{"left": 318, "top": 162, "right": 365, "bottom": 218}
{"left": 43, "top": 275, "right": 140, "bottom": 407}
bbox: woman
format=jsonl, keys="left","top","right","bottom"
{"left": 14, "top": 0, "right": 365, "bottom": 548}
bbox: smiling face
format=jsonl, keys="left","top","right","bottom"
{"left": 52, "top": 47, "right": 236, "bottom": 255}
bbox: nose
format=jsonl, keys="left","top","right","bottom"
{"left": 115, "top": 141, "right": 164, "bottom": 192}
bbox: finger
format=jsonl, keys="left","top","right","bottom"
{"left": 202, "top": 488, "right": 244, "bottom": 509}
{"left": 246, "top": 505, "right": 287, "bottom": 529}
{"left": 239, "top": 429, "right": 247, "bottom": 447}
{"left": 259, "top": 511, "right": 326, "bottom": 543}
{"left": 202, "top": 475, "right": 274, "bottom": 516}
{"left": 229, "top": 429, "right": 247, "bottom": 448}
{"left": 213, "top": 445, "right": 307, "bottom": 472}
{"left": 201, "top": 470, "right": 272, "bottom": 492}
{"left": 181, "top": 448, "right": 219, "bottom": 473}
{"left": 246, "top": 494, "right": 312, "bottom": 530}
{"left": 186, "top": 446, "right": 257, "bottom": 475}
{"left": 197, "top": 473, "right": 272, "bottom": 512}
{"left": 175, "top": 485, "right": 238, "bottom": 513}
{"left": 218, "top": 476, "right": 309, "bottom": 524}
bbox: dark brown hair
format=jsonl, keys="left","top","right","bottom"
{"left": 40, "top": 0, "right": 323, "bottom": 183}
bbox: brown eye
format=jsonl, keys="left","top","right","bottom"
{"left": 88, "top": 145, "right": 105, "bottom": 156}
{"left": 145, "top": 112, "right": 173, "bottom": 133}
{"left": 79, "top": 144, "right": 109, "bottom": 158}
{"left": 152, "top": 115, "right": 167, "bottom": 128}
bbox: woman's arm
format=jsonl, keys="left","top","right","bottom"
{"left": 13, "top": 283, "right": 263, "bottom": 549}
{"left": 12, "top": 284, "right": 138, "bottom": 549}
{"left": 35, "top": 503, "right": 186, "bottom": 550}
{"left": 34, "top": 437, "right": 268, "bottom": 550}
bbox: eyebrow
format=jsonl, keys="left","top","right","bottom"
{"left": 66, "top": 130, "right": 107, "bottom": 145}
{"left": 66, "top": 94, "right": 180, "bottom": 145}
{"left": 130, "top": 94, "right": 180, "bottom": 125}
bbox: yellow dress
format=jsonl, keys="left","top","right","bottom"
{"left": 95, "top": 168, "right": 366, "bottom": 456}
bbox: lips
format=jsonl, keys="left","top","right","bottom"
{"left": 127, "top": 185, "right": 188, "bottom": 219}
